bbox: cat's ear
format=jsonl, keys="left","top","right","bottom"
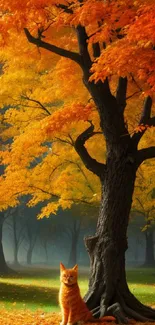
{"left": 72, "top": 264, "right": 78, "bottom": 272}
{"left": 60, "top": 262, "right": 66, "bottom": 272}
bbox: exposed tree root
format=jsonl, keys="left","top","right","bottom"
{"left": 92, "top": 303, "right": 128, "bottom": 324}
{"left": 84, "top": 234, "right": 155, "bottom": 324}
{"left": 91, "top": 301, "right": 155, "bottom": 324}
{"left": 87, "top": 282, "right": 155, "bottom": 324}
{"left": 92, "top": 303, "right": 128, "bottom": 323}
{"left": 122, "top": 291, "right": 155, "bottom": 319}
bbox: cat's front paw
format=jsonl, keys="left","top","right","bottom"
{"left": 60, "top": 322, "right": 67, "bottom": 325}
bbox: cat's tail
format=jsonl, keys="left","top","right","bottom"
{"left": 99, "top": 316, "right": 116, "bottom": 322}
{"left": 88, "top": 316, "right": 116, "bottom": 323}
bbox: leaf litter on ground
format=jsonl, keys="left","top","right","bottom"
{"left": 0, "top": 309, "right": 155, "bottom": 325}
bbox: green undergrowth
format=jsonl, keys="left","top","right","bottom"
{"left": 0, "top": 266, "right": 154, "bottom": 312}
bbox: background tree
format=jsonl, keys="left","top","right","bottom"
{"left": 133, "top": 160, "right": 155, "bottom": 266}
{"left": 38, "top": 217, "right": 58, "bottom": 264}
{"left": 0, "top": 0, "right": 154, "bottom": 322}
{"left": 127, "top": 213, "right": 145, "bottom": 266}
{"left": 56, "top": 205, "right": 98, "bottom": 267}
{"left": 0, "top": 211, "right": 11, "bottom": 274}
{"left": 5, "top": 206, "right": 25, "bottom": 267}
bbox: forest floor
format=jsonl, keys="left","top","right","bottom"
{"left": 0, "top": 266, "right": 154, "bottom": 311}
{"left": 0, "top": 266, "right": 154, "bottom": 324}
{"left": 0, "top": 309, "right": 155, "bottom": 325}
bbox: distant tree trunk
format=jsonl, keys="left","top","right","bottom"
{"left": 12, "top": 214, "right": 20, "bottom": 266}
{"left": 144, "top": 227, "right": 155, "bottom": 266}
{"left": 25, "top": 221, "right": 38, "bottom": 265}
{"left": 68, "top": 220, "right": 81, "bottom": 267}
{"left": 44, "top": 242, "right": 48, "bottom": 264}
{"left": 134, "top": 237, "right": 141, "bottom": 263}
{"left": 0, "top": 214, "right": 12, "bottom": 274}
{"left": 68, "top": 235, "right": 78, "bottom": 267}
{"left": 26, "top": 246, "right": 33, "bottom": 265}
{"left": 41, "top": 237, "right": 49, "bottom": 264}
{"left": 13, "top": 245, "right": 19, "bottom": 266}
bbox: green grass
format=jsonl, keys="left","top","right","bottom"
{"left": 0, "top": 266, "right": 154, "bottom": 312}
{"left": 126, "top": 268, "right": 155, "bottom": 306}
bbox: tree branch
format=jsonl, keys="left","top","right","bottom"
{"left": 76, "top": 25, "right": 92, "bottom": 69}
{"left": 74, "top": 123, "right": 106, "bottom": 179}
{"left": 21, "top": 95, "right": 51, "bottom": 115}
{"left": 148, "top": 116, "right": 155, "bottom": 126}
{"left": 64, "top": 159, "right": 95, "bottom": 194}
{"left": 132, "top": 96, "right": 153, "bottom": 147}
{"left": 92, "top": 42, "right": 101, "bottom": 58}
{"left": 24, "top": 28, "right": 82, "bottom": 66}
{"left": 136, "top": 146, "right": 155, "bottom": 168}
{"left": 56, "top": 4, "right": 73, "bottom": 14}
{"left": 116, "top": 77, "right": 127, "bottom": 113}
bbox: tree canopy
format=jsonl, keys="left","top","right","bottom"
{"left": 0, "top": 0, "right": 154, "bottom": 217}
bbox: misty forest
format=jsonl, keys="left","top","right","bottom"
{"left": 0, "top": 1, "right": 154, "bottom": 325}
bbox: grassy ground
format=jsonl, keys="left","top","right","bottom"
{"left": 0, "top": 266, "right": 154, "bottom": 312}
{"left": 126, "top": 268, "right": 155, "bottom": 306}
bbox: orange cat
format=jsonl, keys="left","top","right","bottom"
{"left": 59, "top": 263, "right": 92, "bottom": 325}
{"left": 59, "top": 263, "right": 115, "bottom": 325}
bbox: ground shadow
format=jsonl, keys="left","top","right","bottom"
{"left": 126, "top": 268, "right": 155, "bottom": 285}
{"left": 0, "top": 281, "right": 59, "bottom": 307}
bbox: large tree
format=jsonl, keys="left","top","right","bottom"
{"left": 0, "top": 0, "right": 155, "bottom": 322}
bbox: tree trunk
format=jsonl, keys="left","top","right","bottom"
{"left": 25, "top": 220, "right": 38, "bottom": 265}
{"left": 144, "top": 228, "right": 155, "bottom": 267}
{"left": 44, "top": 243, "right": 48, "bottom": 264}
{"left": 68, "top": 235, "right": 78, "bottom": 267}
{"left": 12, "top": 214, "right": 20, "bottom": 266}
{"left": 84, "top": 156, "right": 155, "bottom": 321}
{"left": 0, "top": 214, "right": 13, "bottom": 274}
{"left": 26, "top": 246, "right": 33, "bottom": 265}
{"left": 68, "top": 220, "right": 81, "bottom": 267}
{"left": 13, "top": 245, "right": 20, "bottom": 266}
{"left": 134, "top": 237, "right": 141, "bottom": 263}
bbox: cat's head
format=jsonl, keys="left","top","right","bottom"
{"left": 60, "top": 263, "right": 78, "bottom": 286}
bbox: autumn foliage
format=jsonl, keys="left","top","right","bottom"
{"left": 0, "top": 310, "right": 61, "bottom": 325}
{"left": 0, "top": 0, "right": 153, "bottom": 216}
{"left": 0, "top": 309, "right": 154, "bottom": 325}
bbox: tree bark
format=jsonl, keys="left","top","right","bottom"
{"left": 144, "top": 228, "right": 155, "bottom": 267}
{"left": 83, "top": 153, "right": 155, "bottom": 321}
